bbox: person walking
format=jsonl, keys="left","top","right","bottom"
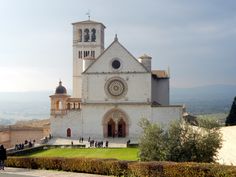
{"left": 0, "top": 145, "right": 6, "bottom": 170}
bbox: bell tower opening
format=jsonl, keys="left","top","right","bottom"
{"left": 91, "top": 28, "right": 96, "bottom": 42}
{"left": 84, "top": 28, "right": 90, "bottom": 42}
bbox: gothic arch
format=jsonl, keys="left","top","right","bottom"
{"left": 55, "top": 100, "right": 63, "bottom": 110}
{"left": 84, "top": 28, "right": 89, "bottom": 42}
{"left": 102, "top": 108, "right": 130, "bottom": 138}
{"left": 91, "top": 28, "right": 96, "bottom": 42}
{"left": 67, "top": 128, "right": 71, "bottom": 137}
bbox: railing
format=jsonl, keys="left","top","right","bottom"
{"left": 50, "top": 109, "right": 67, "bottom": 116}
{"left": 67, "top": 102, "right": 81, "bottom": 110}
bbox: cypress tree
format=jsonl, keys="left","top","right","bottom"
{"left": 225, "top": 97, "right": 236, "bottom": 126}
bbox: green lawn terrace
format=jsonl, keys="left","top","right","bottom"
{"left": 18, "top": 148, "right": 139, "bottom": 161}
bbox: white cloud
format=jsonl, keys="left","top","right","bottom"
{"left": 0, "top": 66, "right": 71, "bottom": 92}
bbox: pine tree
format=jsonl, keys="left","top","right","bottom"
{"left": 225, "top": 97, "right": 236, "bottom": 126}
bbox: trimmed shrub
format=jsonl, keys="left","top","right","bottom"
{"left": 128, "top": 161, "right": 171, "bottom": 177}
{"left": 6, "top": 157, "right": 236, "bottom": 177}
{"left": 6, "top": 157, "right": 128, "bottom": 176}
{"left": 128, "top": 162, "right": 236, "bottom": 177}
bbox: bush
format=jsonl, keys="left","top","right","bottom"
{"left": 167, "top": 120, "right": 222, "bottom": 162}
{"left": 138, "top": 119, "right": 167, "bottom": 161}
{"left": 5, "top": 157, "right": 128, "bottom": 176}
{"left": 139, "top": 119, "right": 222, "bottom": 163}
{"left": 6, "top": 157, "right": 236, "bottom": 176}
{"left": 128, "top": 161, "right": 236, "bottom": 177}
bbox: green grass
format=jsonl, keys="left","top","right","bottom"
{"left": 27, "top": 148, "right": 139, "bottom": 161}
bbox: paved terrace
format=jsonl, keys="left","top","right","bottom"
{"left": 1, "top": 167, "right": 109, "bottom": 177}
{"left": 46, "top": 137, "right": 137, "bottom": 148}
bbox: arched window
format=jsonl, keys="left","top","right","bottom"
{"left": 78, "top": 51, "right": 83, "bottom": 58}
{"left": 84, "top": 29, "right": 89, "bottom": 42}
{"left": 59, "top": 101, "right": 63, "bottom": 110}
{"left": 91, "top": 28, "right": 96, "bottom": 42}
{"left": 78, "top": 29, "right": 82, "bottom": 42}
{"left": 91, "top": 51, "right": 95, "bottom": 58}
{"left": 67, "top": 128, "right": 71, "bottom": 137}
{"left": 56, "top": 100, "right": 63, "bottom": 110}
{"left": 67, "top": 103, "right": 70, "bottom": 110}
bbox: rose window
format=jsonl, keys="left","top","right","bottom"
{"left": 105, "top": 77, "right": 127, "bottom": 99}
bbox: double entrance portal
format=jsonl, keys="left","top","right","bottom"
{"left": 107, "top": 119, "right": 126, "bottom": 137}
{"left": 103, "top": 109, "right": 129, "bottom": 138}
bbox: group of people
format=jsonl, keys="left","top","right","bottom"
{"left": 89, "top": 139, "right": 109, "bottom": 148}
{"left": 79, "top": 137, "right": 84, "bottom": 143}
{"left": 15, "top": 140, "right": 35, "bottom": 151}
{"left": 0, "top": 145, "right": 6, "bottom": 170}
{"left": 72, "top": 136, "right": 131, "bottom": 148}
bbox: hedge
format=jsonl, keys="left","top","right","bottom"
{"left": 128, "top": 162, "right": 236, "bottom": 177}
{"left": 7, "top": 144, "right": 86, "bottom": 156}
{"left": 6, "top": 157, "right": 236, "bottom": 177}
{"left": 6, "top": 157, "right": 128, "bottom": 176}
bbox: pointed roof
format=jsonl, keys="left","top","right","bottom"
{"left": 72, "top": 20, "right": 106, "bottom": 28}
{"left": 83, "top": 37, "right": 149, "bottom": 73}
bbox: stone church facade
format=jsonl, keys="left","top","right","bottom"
{"left": 50, "top": 19, "right": 183, "bottom": 140}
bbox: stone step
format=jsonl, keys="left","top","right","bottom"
{"left": 46, "top": 138, "right": 134, "bottom": 148}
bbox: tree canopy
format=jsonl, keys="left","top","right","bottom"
{"left": 139, "top": 119, "right": 222, "bottom": 163}
{"left": 225, "top": 97, "right": 236, "bottom": 126}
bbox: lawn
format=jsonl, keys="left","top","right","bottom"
{"left": 27, "top": 148, "right": 139, "bottom": 161}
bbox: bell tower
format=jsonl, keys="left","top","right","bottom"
{"left": 72, "top": 20, "right": 106, "bottom": 98}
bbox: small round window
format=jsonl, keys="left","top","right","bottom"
{"left": 112, "top": 60, "right": 121, "bottom": 69}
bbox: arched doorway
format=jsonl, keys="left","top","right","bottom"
{"left": 67, "top": 128, "right": 71, "bottom": 137}
{"left": 107, "top": 119, "right": 115, "bottom": 137}
{"left": 118, "top": 119, "right": 126, "bottom": 137}
{"left": 102, "top": 109, "right": 129, "bottom": 138}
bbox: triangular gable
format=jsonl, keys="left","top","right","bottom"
{"left": 84, "top": 39, "right": 149, "bottom": 74}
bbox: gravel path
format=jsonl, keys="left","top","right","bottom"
{"left": 1, "top": 167, "right": 110, "bottom": 177}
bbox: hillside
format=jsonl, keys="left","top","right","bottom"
{"left": 171, "top": 84, "right": 236, "bottom": 114}
{"left": 0, "top": 84, "right": 235, "bottom": 125}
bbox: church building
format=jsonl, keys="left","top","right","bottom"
{"left": 49, "top": 19, "right": 183, "bottom": 140}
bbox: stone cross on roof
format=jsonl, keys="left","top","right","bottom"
{"left": 86, "top": 10, "right": 91, "bottom": 20}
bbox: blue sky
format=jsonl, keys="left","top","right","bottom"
{"left": 0, "top": 0, "right": 235, "bottom": 92}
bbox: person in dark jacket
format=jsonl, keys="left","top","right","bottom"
{"left": 0, "top": 145, "right": 7, "bottom": 170}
